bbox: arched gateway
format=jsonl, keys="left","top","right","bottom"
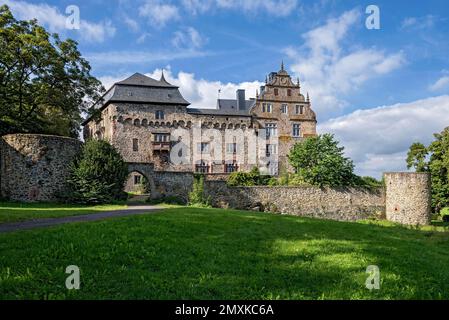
{"left": 125, "top": 163, "right": 157, "bottom": 198}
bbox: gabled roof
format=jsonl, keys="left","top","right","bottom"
{"left": 82, "top": 73, "right": 190, "bottom": 125}
{"left": 116, "top": 72, "right": 178, "bottom": 88}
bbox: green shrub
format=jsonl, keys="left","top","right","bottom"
{"left": 227, "top": 167, "right": 271, "bottom": 186}
{"left": 65, "top": 139, "right": 128, "bottom": 204}
{"left": 188, "top": 174, "right": 211, "bottom": 207}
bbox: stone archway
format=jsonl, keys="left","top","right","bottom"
{"left": 126, "top": 163, "right": 157, "bottom": 198}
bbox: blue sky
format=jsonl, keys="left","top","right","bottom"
{"left": 3, "top": 0, "right": 449, "bottom": 177}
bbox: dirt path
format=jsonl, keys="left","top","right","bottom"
{"left": 0, "top": 205, "right": 160, "bottom": 234}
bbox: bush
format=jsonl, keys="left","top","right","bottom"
{"left": 227, "top": 167, "right": 271, "bottom": 186}
{"left": 188, "top": 174, "right": 211, "bottom": 207}
{"left": 65, "top": 139, "right": 128, "bottom": 204}
{"left": 440, "top": 207, "right": 449, "bottom": 222}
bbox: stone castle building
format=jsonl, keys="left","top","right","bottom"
{"left": 83, "top": 63, "right": 317, "bottom": 189}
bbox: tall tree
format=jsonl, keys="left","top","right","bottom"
{"left": 288, "top": 134, "right": 359, "bottom": 187}
{"left": 406, "top": 142, "right": 428, "bottom": 172}
{"left": 406, "top": 127, "right": 449, "bottom": 212}
{"left": 0, "top": 5, "right": 104, "bottom": 137}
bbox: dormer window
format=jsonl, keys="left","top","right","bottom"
{"left": 287, "top": 89, "right": 292, "bottom": 97}
{"left": 155, "top": 110, "right": 165, "bottom": 119}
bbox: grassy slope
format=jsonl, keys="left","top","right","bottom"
{"left": 0, "top": 202, "right": 127, "bottom": 224}
{"left": 1, "top": 207, "right": 449, "bottom": 300}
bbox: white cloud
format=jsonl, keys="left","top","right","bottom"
{"left": 285, "top": 9, "right": 405, "bottom": 117}
{"left": 429, "top": 76, "right": 449, "bottom": 92}
{"left": 136, "top": 33, "right": 151, "bottom": 44}
{"left": 86, "top": 50, "right": 210, "bottom": 66}
{"left": 401, "top": 15, "right": 437, "bottom": 30}
{"left": 318, "top": 95, "right": 449, "bottom": 178}
{"left": 172, "top": 27, "right": 206, "bottom": 49}
{"left": 2, "top": 0, "right": 116, "bottom": 42}
{"left": 123, "top": 15, "right": 139, "bottom": 32}
{"left": 98, "top": 67, "right": 263, "bottom": 109}
{"left": 181, "top": 0, "right": 298, "bottom": 17}
{"left": 139, "top": 0, "right": 180, "bottom": 28}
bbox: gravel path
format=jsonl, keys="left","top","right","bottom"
{"left": 0, "top": 205, "right": 160, "bottom": 234}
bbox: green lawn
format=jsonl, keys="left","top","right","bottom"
{"left": 1, "top": 207, "right": 449, "bottom": 300}
{"left": 0, "top": 202, "right": 127, "bottom": 224}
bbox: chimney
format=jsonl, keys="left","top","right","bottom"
{"left": 236, "top": 89, "right": 246, "bottom": 111}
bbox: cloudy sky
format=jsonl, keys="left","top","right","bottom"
{"left": 3, "top": 0, "right": 449, "bottom": 178}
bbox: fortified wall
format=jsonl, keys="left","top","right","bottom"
{"left": 0, "top": 134, "right": 433, "bottom": 225}
{"left": 0, "top": 134, "right": 82, "bottom": 202}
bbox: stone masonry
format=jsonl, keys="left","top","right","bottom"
{"left": 0, "top": 134, "right": 81, "bottom": 202}
{"left": 384, "top": 172, "right": 432, "bottom": 225}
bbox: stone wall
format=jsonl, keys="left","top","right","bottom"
{"left": 152, "top": 171, "right": 194, "bottom": 203}
{"left": 0, "top": 134, "right": 82, "bottom": 202}
{"left": 384, "top": 172, "right": 432, "bottom": 225}
{"left": 204, "top": 181, "right": 385, "bottom": 221}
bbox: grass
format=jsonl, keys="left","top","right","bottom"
{"left": 1, "top": 206, "right": 449, "bottom": 300}
{"left": 0, "top": 202, "right": 127, "bottom": 224}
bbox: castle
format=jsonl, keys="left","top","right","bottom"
{"left": 83, "top": 63, "right": 317, "bottom": 191}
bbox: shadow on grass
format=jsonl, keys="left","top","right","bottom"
{"left": 0, "top": 207, "right": 448, "bottom": 299}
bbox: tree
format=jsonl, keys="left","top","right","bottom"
{"left": 288, "top": 134, "right": 359, "bottom": 187}
{"left": 406, "top": 142, "right": 428, "bottom": 172}
{"left": 0, "top": 5, "right": 104, "bottom": 137}
{"left": 66, "top": 139, "right": 128, "bottom": 204}
{"left": 406, "top": 126, "right": 449, "bottom": 212}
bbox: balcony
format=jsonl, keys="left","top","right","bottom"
{"left": 152, "top": 141, "right": 171, "bottom": 151}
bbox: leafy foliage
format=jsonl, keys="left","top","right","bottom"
{"left": 66, "top": 139, "right": 128, "bottom": 204}
{"left": 188, "top": 174, "right": 211, "bottom": 207}
{"left": 406, "top": 142, "right": 428, "bottom": 172}
{"left": 227, "top": 167, "right": 271, "bottom": 186}
{"left": 406, "top": 127, "right": 449, "bottom": 212}
{"left": 0, "top": 5, "right": 104, "bottom": 137}
{"left": 288, "top": 134, "right": 360, "bottom": 187}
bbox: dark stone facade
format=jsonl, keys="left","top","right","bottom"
{"left": 0, "top": 134, "right": 81, "bottom": 202}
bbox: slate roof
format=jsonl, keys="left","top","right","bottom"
{"left": 83, "top": 73, "right": 190, "bottom": 125}
{"left": 187, "top": 99, "right": 256, "bottom": 117}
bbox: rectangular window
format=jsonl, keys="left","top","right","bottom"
{"left": 134, "top": 175, "right": 141, "bottom": 185}
{"left": 225, "top": 163, "right": 238, "bottom": 173}
{"left": 132, "top": 138, "right": 139, "bottom": 152}
{"left": 155, "top": 110, "right": 165, "bottom": 120}
{"left": 265, "top": 123, "right": 277, "bottom": 139}
{"left": 274, "top": 88, "right": 279, "bottom": 96}
{"left": 287, "top": 89, "right": 292, "bottom": 96}
{"left": 197, "top": 142, "right": 210, "bottom": 154}
{"left": 293, "top": 123, "right": 301, "bottom": 137}
{"left": 295, "top": 105, "right": 304, "bottom": 114}
{"left": 281, "top": 104, "right": 288, "bottom": 114}
{"left": 195, "top": 162, "right": 209, "bottom": 173}
{"left": 154, "top": 133, "right": 170, "bottom": 142}
{"left": 262, "top": 103, "right": 272, "bottom": 113}
{"left": 266, "top": 144, "right": 277, "bottom": 157}
{"left": 226, "top": 143, "right": 237, "bottom": 154}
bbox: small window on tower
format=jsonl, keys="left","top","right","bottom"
{"left": 155, "top": 110, "right": 165, "bottom": 120}
{"left": 132, "top": 138, "right": 139, "bottom": 152}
